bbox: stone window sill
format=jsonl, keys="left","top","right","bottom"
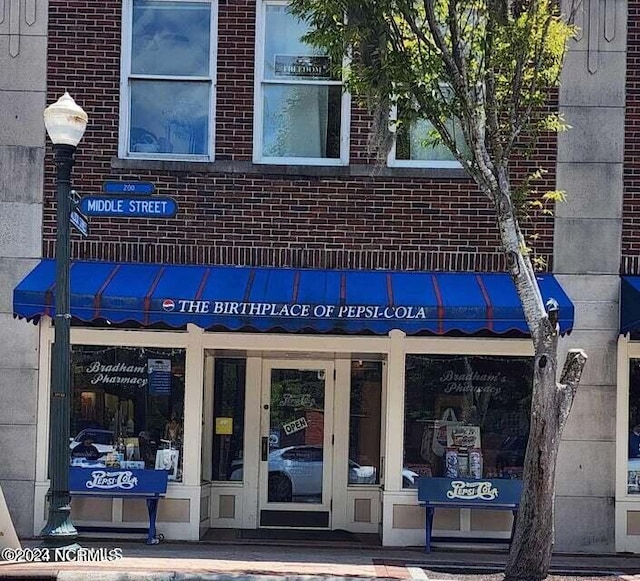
{"left": 111, "top": 157, "right": 470, "bottom": 180}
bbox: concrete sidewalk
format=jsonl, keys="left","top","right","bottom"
{"left": 2, "top": 539, "right": 640, "bottom": 580}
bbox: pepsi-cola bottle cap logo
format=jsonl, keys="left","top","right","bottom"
{"left": 162, "top": 299, "right": 175, "bottom": 311}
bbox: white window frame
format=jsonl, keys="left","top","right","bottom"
{"left": 387, "top": 105, "right": 463, "bottom": 169}
{"left": 253, "top": 0, "right": 351, "bottom": 166}
{"left": 119, "top": 0, "right": 218, "bottom": 162}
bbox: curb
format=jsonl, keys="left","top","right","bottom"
{"left": 54, "top": 571, "right": 398, "bottom": 581}
{"left": 418, "top": 563, "right": 628, "bottom": 576}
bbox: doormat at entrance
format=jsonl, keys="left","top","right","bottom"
{"left": 238, "top": 529, "right": 376, "bottom": 544}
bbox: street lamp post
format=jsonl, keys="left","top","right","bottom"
{"left": 41, "top": 93, "right": 88, "bottom": 547}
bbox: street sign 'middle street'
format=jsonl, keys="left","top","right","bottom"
{"left": 79, "top": 196, "right": 178, "bottom": 218}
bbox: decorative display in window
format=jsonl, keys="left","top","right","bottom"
{"left": 70, "top": 346, "right": 185, "bottom": 482}
{"left": 403, "top": 355, "right": 533, "bottom": 487}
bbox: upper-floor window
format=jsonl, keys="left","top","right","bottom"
{"left": 388, "top": 101, "right": 467, "bottom": 169}
{"left": 120, "top": 0, "right": 216, "bottom": 161}
{"left": 253, "top": 1, "right": 350, "bottom": 165}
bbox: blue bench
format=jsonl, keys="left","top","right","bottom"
{"left": 70, "top": 466, "right": 169, "bottom": 544}
{"left": 417, "top": 477, "right": 522, "bottom": 552}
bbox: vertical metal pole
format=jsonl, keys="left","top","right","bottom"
{"left": 41, "top": 143, "right": 78, "bottom": 546}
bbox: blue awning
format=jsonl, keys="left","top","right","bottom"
{"left": 13, "top": 260, "right": 574, "bottom": 336}
{"left": 621, "top": 277, "right": 640, "bottom": 334}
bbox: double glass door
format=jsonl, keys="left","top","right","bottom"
{"left": 259, "top": 360, "right": 334, "bottom": 527}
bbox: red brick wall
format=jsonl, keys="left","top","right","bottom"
{"left": 45, "top": 0, "right": 556, "bottom": 272}
{"left": 625, "top": 0, "right": 640, "bottom": 274}
{"left": 215, "top": 1, "right": 255, "bottom": 160}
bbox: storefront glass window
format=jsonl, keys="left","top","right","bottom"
{"left": 70, "top": 346, "right": 185, "bottom": 482}
{"left": 213, "top": 359, "right": 246, "bottom": 481}
{"left": 403, "top": 355, "right": 533, "bottom": 488}
{"left": 349, "top": 361, "right": 382, "bottom": 485}
{"left": 627, "top": 360, "right": 640, "bottom": 493}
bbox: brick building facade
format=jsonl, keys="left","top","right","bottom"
{"left": 0, "top": 0, "right": 634, "bottom": 551}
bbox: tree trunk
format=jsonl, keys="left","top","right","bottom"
{"left": 487, "top": 178, "right": 587, "bottom": 581}
{"left": 504, "top": 346, "right": 587, "bottom": 581}
{"left": 457, "top": 115, "right": 590, "bottom": 579}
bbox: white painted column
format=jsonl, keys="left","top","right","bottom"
{"left": 381, "top": 329, "right": 406, "bottom": 545}
{"left": 182, "top": 323, "right": 205, "bottom": 486}
{"left": 383, "top": 329, "right": 406, "bottom": 491}
{"left": 616, "top": 334, "right": 630, "bottom": 550}
{"left": 180, "top": 324, "right": 205, "bottom": 540}
{"left": 331, "top": 356, "right": 352, "bottom": 530}
{"left": 241, "top": 355, "right": 262, "bottom": 529}
{"left": 201, "top": 352, "right": 215, "bottom": 483}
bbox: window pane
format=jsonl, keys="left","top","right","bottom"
{"left": 132, "top": 0, "right": 210, "bottom": 76}
{"left": 213, "top": 359, "right": 246, "bottom": 482}
{"left": 397, "top": 117, "right": 464, "bottom": 162}
{"left": 397, "top": 119, "right": 455, "bottom": 161}
{"left": 262, "top": 84, "right": 341, "bottom": 159}
{"left": 130, "top": 80, "right": 209, "bottom": 155}
{"left": 628, "top": 360, "right": 640, "bottom": 493}
{"left": 403, "top": 355, "right": 533, "bottom": 488}
{"left": 264, "top": 4, "right": 329, "bottom": 81}
{"left": 70, "top": 346, "right": 185, "bottom": 482}
{"left": 349, "top": 361, "right": 381, "bottom": 485}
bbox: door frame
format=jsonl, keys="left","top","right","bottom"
{"left": 259, "top": 359, "right": 335, "bottom": 527}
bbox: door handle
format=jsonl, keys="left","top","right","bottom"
{"left": 261, "top": 436, "right": 268, "bottom": 461}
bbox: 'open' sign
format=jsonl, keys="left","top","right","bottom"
{"left": 283, "top": 417, "right": 308, "bottom": 435}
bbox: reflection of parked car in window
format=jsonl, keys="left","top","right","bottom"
{"left": 69, "top": 429, "right": 114, "bottom": 458}
{"left": 229, "top": 445, "right": 419, "bottom": 501}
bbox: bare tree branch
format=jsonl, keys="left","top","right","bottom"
{"left": 557, "top": 349, "right": 588, "bottom": 433}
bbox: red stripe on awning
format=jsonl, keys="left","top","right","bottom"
{"left": 44, "top": 262, "right": 78, "bottom": 318}
{"left": 431, "top": 274, "right": 445, "bottom": 335}
{"left": 195, "top": 268, "right": 211, "bottom": 301}
{"left": 94, "top": 265, "right": 121, "bottom": 319}
{"left": 386, "top": 273, "right": 394, "bottom": 306}
{"left": 143, "top": 267, "right": 166, "bottom": 325}
{"left": 476, "top": 274, "right": 494, "bottom": 332}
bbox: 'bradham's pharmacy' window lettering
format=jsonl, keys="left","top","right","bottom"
{"left": 84, "top": 361, "right": 148, "bottom": 386}
{"left": 70, "top": 346, "right": 185, "bottom": 482}
{"left": 403, "top": 355, "right": 533, "bottom": 487}
{"left": 439, "top": 370, "right": 507, "bottom": 395}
